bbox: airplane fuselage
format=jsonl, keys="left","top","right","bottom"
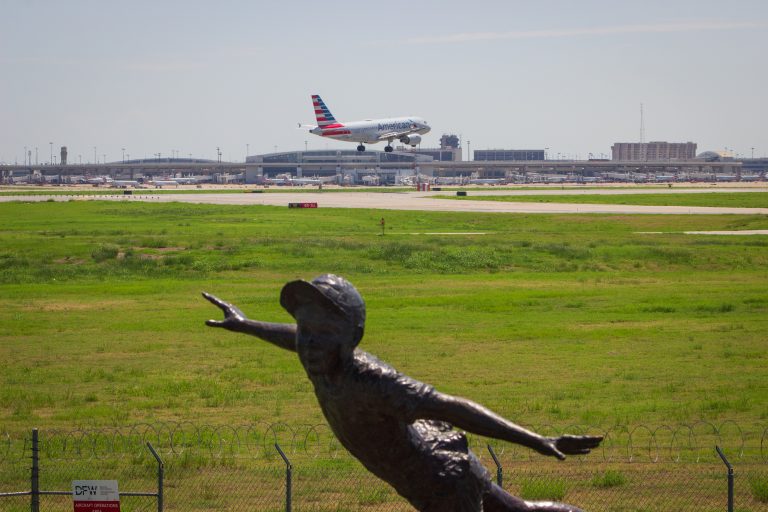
{"left": 309, "top": 117, "right": 430, "bottom": 144}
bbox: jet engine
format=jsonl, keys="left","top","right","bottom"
{"left": 399, "top": 134, "right": 421, "bottom": 146}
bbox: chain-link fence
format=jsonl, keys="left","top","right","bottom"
{"left": 1, "top": 421, "right": 766, "bottom": 511}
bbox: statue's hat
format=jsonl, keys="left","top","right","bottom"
{"left": 280, "top": 274, "right": 366, "bottom": 330}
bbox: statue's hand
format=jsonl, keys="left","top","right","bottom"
{"left": 203, "top": 292, "right": 248, "bottom": 330}
{"left": 540, "top": 435, "right": 603, "bottom": 460}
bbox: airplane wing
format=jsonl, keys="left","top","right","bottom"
{"left": 376, "top": 131, "right": 410, "bottom": 141}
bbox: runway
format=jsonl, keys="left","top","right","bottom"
{"left": 2, "top": 189, "right": 767, "bottom": 215}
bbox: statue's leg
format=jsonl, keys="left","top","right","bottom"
{"left": 483, "top": 483, "right": 585, "bottom": 512}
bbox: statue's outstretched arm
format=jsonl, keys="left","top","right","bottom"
{"left": 419, "top": 393, "right": 602, "bottom": 460}
{"left": 202, "top": 292, "right": 296, "bottom": 351}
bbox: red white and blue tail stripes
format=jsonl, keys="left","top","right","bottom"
{"left": 312, "top": 95, "right": 338, "bottom": 127}
{"left": 311, "top": 94, "right": 350, "bottom": 136}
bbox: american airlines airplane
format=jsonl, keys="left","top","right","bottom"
{"left": 302, "top": 95, "right": 430, "bottom": 152}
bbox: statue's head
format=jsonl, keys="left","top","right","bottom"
{"left": 281, "top": 274, "right": 366, "bottom": 373}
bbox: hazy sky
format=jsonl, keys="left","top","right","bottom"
{"left": 2, "top": 0, "right": 767, "bottom": 164}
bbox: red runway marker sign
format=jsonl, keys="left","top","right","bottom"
{"left": 288, "top": 202, "right": 318, "bottom": 208}
{"left": 73, "top": 480, "right": 120, "bottom": 512}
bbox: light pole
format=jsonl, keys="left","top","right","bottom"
{"left": 216, "top": 147, "right": 221, "bottom": 163}
{"left": 93, "top": 146, "right": 97, "bottom": 165}
{"left": 78, "top": 155, "right": 82, "bottom": 165}
{"left": 304, "top": 140, "right": 308, "bottom": 152}
{"left": 751, "top": 147, "right": 755, "bottom": 159}
{"left": 49, "top": 142, "right": 53, "bottom": 165}
{"left": 246, "top": 143, "right": 250, "bottom": 161}
{"left": 467, "top": 140, "right": 471, "bottom": 162}
{"left": 103, "top": 154, "right": 106, "bottom": 164}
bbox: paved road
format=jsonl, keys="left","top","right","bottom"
{"left": 2, "top": 190, "right": 767, "bottom": 215}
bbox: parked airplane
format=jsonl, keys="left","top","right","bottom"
{"left": 169, "top": 177, "right": 201, "bottom": 185}
{"left": 86, "top": 176, "right": 113, "bottom": 185}
{"left": 469, "top": 178, "right": 506, "bottom": 185}
{"left": 291, "top": 175, "right": 338, "bottom": 186}
{"left": 110, "top": 180, "right": 141, "bottom": 188}
{"left": 150, "top": 180, "right": 180, "bottom": 188}
{"left": 260, "top": 174, "right": 338, "bottom": 186}
{"left": 302, "top": 95, "right": 430, "bottom": 153}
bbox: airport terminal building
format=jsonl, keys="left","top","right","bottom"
{"left": 0, "top": 132, "right": 755, "bottom": 185}
{"left": 474, "top": 149, "right": 545, "bottom": 161}
{"left": 611, "top": 142, "right": 697, "bottom": 161}
{"left": 245, "top": 149, "right": 434, "bottom": 185}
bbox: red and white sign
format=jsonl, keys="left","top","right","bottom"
{"left": 73, "top": 480, "right": 120, "bottom": 512}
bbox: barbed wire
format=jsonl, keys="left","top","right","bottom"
{"left": 1, "top": 421, "right": 766, "bottom": 464}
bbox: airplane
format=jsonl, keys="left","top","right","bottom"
{"left": 468, "top": 172, "right": 506, "bottom": 185}
{"left": 259, "top": 174, "right": 338, "bottom": 186}
{"left": 86, "top": 176, "right": 113, "bottom": 185}
{"left": 302, "top": 94, "right": 430, "bottom": 153}
{"left": 291, "top": 175, "right": 338, "bottom": 186}
{"left": 110, "top": 180, "right": 141, "bottom": 188}
{"left": 469, "top": 178, "right": 506, "bottom": 185}
{"left": 150, "top": 179, "right": 180, "bottom": 188}
{"left": 168, "top": 176, "right": 201, "bottom": 185}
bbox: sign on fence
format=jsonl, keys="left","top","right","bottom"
{"left": 72, "top": 480, "right": 120, "bottom": 512}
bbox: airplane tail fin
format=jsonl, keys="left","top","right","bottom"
{"left": 311, "top": 95, "right": 338, "bottom": 127}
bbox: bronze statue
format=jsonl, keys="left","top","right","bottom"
{"left": 204, "top": 274, "right": 602, "bottom": 511}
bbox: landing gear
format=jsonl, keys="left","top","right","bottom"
{"left": 357, "top": 144, "right": 366, "bottom": 152}
{"left": 384, "top": 145, "right": 393, "bottom": 153}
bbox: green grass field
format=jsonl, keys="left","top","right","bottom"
{"left": 1, "top": 200, "right": 767, "bottom": 434}
{"left": 441, "top": 191, "right": 768, "bottom": 208}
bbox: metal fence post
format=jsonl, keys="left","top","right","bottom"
{"left": 487, "top": 444, "right": 503, "bottom": 488}
{"left": 30, "top": 428, "right": 39, "bottom": 512}
{"left": 715, "top": 446, "right": 734, "bottom": 512}
{"left": 275, "top": 443, "right": 292, "bottom": 512}
{"left": 146, "top": 443, "right": 164, "bottom": 512}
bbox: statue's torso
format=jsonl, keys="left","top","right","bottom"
{"left": 308, "top": 350, "right": 489, "bottom": 510}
